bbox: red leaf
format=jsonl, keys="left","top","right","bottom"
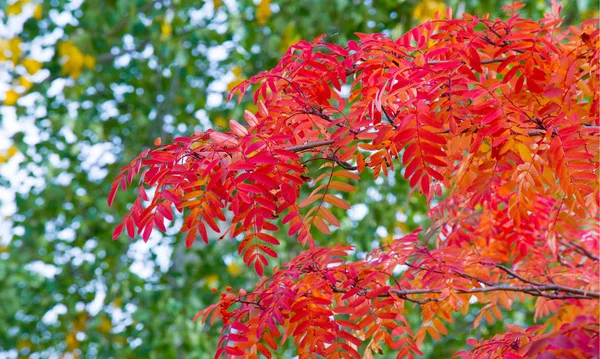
{"left": 108, "top": 182, "right": 119, "bottom": 207}
{"left": 112, "top": 223, "right": 124, "bottom": 240}
{"left": 224, "top": 346, "right": 245, "bottom": 356}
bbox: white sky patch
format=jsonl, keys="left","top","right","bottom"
{"left": 128, "top": 232, "right": 173, "bottom": 280}
{"left": 396, "top": 211, "right": 407, "bottom": 222}
{"left": 366, "top": 187, "right": 383, "bottom": 201}
{"left": 87, "top": 280, "right": 107, "bottom": 316}
{"left": 0, "top": 4, "right": 34, "bottom": 37}
{"left": 78, "top": 142, "right": 118, "bottom": 181}
{"left": 338, "top": 84, "right": 350, "bottom": 99}
{"left": 392, "top": 264, "right": 408, "bottom": 275}
{"left": 375, "top": 226, "right": 388, "bottom": 238}
{"left": 42, "top": 303, "right": 68, "bottom": 325}
{"left": 348, "top": 203, "right": 368, "bottom": 221}
{"left": 189, "top": 3, "right": 216, "bottom": 26}
{"left": 25, "top": 260, "right": 61, "bottom": 278}
{"left": 208, "top": 45, "right": 230, "bottom": 62}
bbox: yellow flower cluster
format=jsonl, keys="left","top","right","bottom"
{"left": 413, "top": 0, "right": 446, "bottom": 23}
{"left": 227, "top": 66, "right": 247, "bottom": 93}
{"left": 256, "top": 0, "right": 272, "bottom": 25}
{"left": 0, "top": 146, "right": 19, "bottom": 163}
{"left": 0, "top": 37, "right": 22, "bottom": 65}
{"left": 6, "top": 0, "right": 42, "bottom": 19}
{"left": 0, "top": 37, "right": 43, "bottom": 105}
{"left": 1, "top": 2, "right": 44, "bottom": 106}
{"left": 58, "top": 41, "right": 96, "bottom": 80}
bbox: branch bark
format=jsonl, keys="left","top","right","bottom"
{"left": 331, "top": 284, "right": 599, "bottom": 300}
{"left": 285, "top": 140, "right": 335, "bottom": 152}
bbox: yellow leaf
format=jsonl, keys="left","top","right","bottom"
{"left": 58, "top": 41, "right": 75, "bottom": 57}
{"left": 83, "top": 54, "right": 95, "bottom": 70}
{"left": 8, "top": 37, "right": 23, "bottom": 65}
{"left": 4, "top": 89, "right": 19, "bottom": 106}
{"left": 478, "top": 141, "right": 491, "bottom": 154}
{"left": 161, "top": 20, "right": 173, "bottom": 40}
{"left": 231, "top": 66, "right": 243, "bottom": 77}
{"left": 7, "top": 0, "right": 26, "bottom": 16}
{"left": 213, "top": 116, "right": 228, "bottom": 128}
{"left": 66, "top": 332, "right": 78, "bottom": 351}
{"left": 98, "top": 316, "right": 112, "bottom": 333}
{"left": 21, "top": 58, "right": 42, "bottom": 75}
{"left": 228, "top": 66, "right": 246, "bottom": 92}
{"left": 413, "top": 0, "right": 445, "bottom": 23}
{"left": 280, "top": 24, "right": 300, "bottom": 53}
{"left": 204, "top": 274, "right": 218, "bottom": 287}
{"left": 227, "top": 78, "right": 245, "bottom": 92}
{"left": 227, "top": 262, "right": 242, "bottom": 276}
{"left": 34, "top": 4, "right": 42, "bottom": 20}
{"left": 514, "top": 142, "right": 532, "bottom": 162}
{"left": 17, "top": 338, "right": 32, "bottom": 350}
{"left": 73, "top": 311, "right": 89, "bottom": 331}
{"left": 19, "top": 76, "right": 32, "bottom": 91}
{"left": 6, "top": 145, "right": 18, "bottom": 158}
{"left": 256, "top": 0, "right": 272, "bottom": 25}
{"left": 58, "top": 41, "right": 88, "bottom": 79}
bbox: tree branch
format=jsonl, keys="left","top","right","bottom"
{"left": 562, "top": 240, "right": 600, "bottom": 261}
{"left": 428, "top": 57, "right": 507, "bottom": 65}
{"left": 332, "top": 284, "right": 599, "bottom": 300}
{"left": 279, "top": 125, "right": 595, "bottom": 157}
{"left": 285, "top": 140, "right": 335, "bottom": 152}
{"left": 495, "top": 264, "right": 542, "bottom": 286}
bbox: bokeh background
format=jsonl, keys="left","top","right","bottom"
{"left": 0, "top": 0, "right": 596, "bottom": 358}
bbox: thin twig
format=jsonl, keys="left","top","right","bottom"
{"left": 285, "top": 140, "right": 335, "bottom": 152}
{"left": 333, "top": 284, "right": 599, "bottom": 300}
{"left": 429, "top": 57, "right": 507, "bottom": 65}
{"left": 566, "top": 241, "right": 600, "bottom": 261}
{"left": 495, "top": 264, "right": 541, "bottom": 286}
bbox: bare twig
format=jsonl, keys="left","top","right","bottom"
{"left": 495, "top": 264, "right": 542, "bottom": 286}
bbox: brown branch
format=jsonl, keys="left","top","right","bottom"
{"left": 303, "top": 108, "right": 360, "bottom": 135}
{"left": 285, "top": 140, "right": 335, "bottom": 153}
{"left": 495, "top": 264, "right": 542, "bottom": 286}
{"left": 332, "top": 284, "right": 599, "bottom": 300}
{"left": 428, "top": 57, "right": 507, "bottom": 65}
{"left": 301, "top": 156, "right": 357, "bottom": 170}
{"left": 564, "top": 241, "right": 600, "bottom": 261}
{"left": 391, "top": 284, "right": 599, "bottom": 299}
{"left": 381, "top": 106, "right": 398, "bottom": 129}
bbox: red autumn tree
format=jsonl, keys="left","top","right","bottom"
{"left": 109, "top": 2, "right": 599, "bottom": 358}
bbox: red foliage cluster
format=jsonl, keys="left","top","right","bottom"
{"left": 110, "top": 2, "right": 599, "bottom": 358}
